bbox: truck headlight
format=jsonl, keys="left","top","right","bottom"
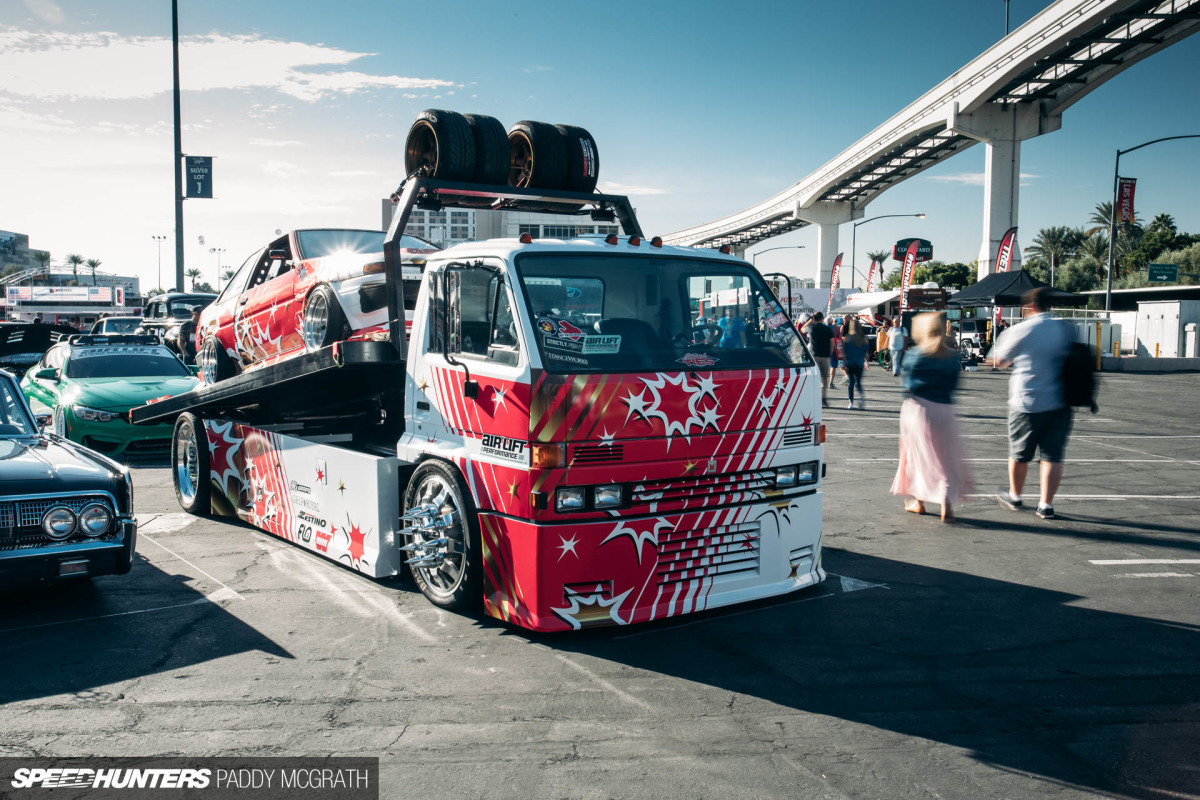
{"left": 555, "top": 487, "right": 586, "bottom": 513}
{"left": 79, "top": 503, "right": 113, "bottom": 536}
{"left": 74, "top": 405, "right": 121, "bottom": 423}
{"left": 774, "top": 466, "right": 798, "bottom": 487}
{"left": 42, "top": 506, "right": 78, "bottom": 540}
{"left": 774, "top": 462, "right": 818, "bottom": 488}
{"left": 593, "top": 484, "right": 624, "bottom": 509}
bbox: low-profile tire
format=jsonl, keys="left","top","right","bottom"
{"left": 172, "top": 412, "right": 211, "bottom": 517}
{"left": 405, "top": 109, "right": 475, "bottom": 181}
{"left": 555, "top": 123, "right": 600, "bottom": 193}
{"left": 301, "top": 285, "right": 347, "bottom": 352}
{"left": 402, "top": 460, "right": 482, "bottom": 610}
{"left": 197, "top": 336, "right": 236, "bottom": 384}
{"left": 507, "top": 120, "right": 567, "bottom": 190}
{"left": 464, "top": 113, "right": 509, "bottom": 185}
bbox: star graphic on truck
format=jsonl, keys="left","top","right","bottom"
{"left": 620, "top": 372, "right": 721, "bottom": 450}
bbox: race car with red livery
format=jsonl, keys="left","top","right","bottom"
{"left": 194, "top": 228, "right": 437, "bottom": 384}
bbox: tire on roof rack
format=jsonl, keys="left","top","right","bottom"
{"left": 464, "top": 113, "right": 510, "bottom": 186}
{"left": 405, "top": 109, "right": 475, "bottom": 181}
{"left": 555, "top": 124, "right": 599, "bottom": 193}
{"left": 507, "top": 120, "right": 567, "bottom": 190}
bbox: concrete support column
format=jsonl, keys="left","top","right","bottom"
{"left": 815, "top": 223, "right": 841, "bottom": 289}
{"left": 977, "top": 138, "right": 1023, "bottom": 278}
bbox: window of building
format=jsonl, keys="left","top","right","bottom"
{"left": 518, "top": 225, "right": 540, "bottom": 239}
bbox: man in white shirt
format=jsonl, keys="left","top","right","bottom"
{"left": 993, "top": 288, "right": 1074, "bottom": 519}
{"left": 888, "top": 317, "right": 907, "bottom": 376}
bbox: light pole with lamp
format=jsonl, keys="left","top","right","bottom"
{"left": 152, "top": 235, "right": 167, "bottom": 293}
{"left": 209, "top": 247, "right": 226, "bottom": 289}
{"left": 851, "top": 213, "right": 925, "bottom": 287}
{"left": 1104, "top": 134, "right": 1200, "bottom": 311}
{"left": 751, "top": 246, "right": 806, "bottom": 312}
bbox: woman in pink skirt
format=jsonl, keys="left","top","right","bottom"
{"left": 890, "top": 312, "right": 974, "bottom": 523}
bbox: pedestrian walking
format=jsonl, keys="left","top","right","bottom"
{"left": 993, "top": 288, "right": 1075, "bottom": 520}
{"left": 890, "top": 312, "right": 973, "bottom": 523}
{"left": 842, "top": 318, "right": 868, "bottom": 409}
{"left": 804, "top": 312, "right": 835, "bottom": 407}
{"left": 888, "top": 316, "right": 908, "bottom": 376}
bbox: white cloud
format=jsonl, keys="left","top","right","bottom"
{"left": 261, "top": 160, "right": 303, "bottom": 178}
{"left": 249, "top": 138, "right": 304, "bottom": 147}
{"left": 597, "top": 180, "right": 669, "bottom": 196}
{"left": 0, "top": 28, "right": 455, "bottom": 102}
{"left": 328, "top": 170, "right": 378, "bottom": 178}
{"left": 928, "top": 171, "right": 1042, "bottom": 186}
{"left": 22, "top": 0, "right": 63, "bottom": 24}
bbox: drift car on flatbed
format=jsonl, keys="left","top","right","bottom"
{"left": 133, "top": 113, "right": 825, "bottom": 632}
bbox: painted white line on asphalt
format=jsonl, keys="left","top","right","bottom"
{"left": 1113, "top": 573, "right": 1196, "bottom": 578}
{"left": 829, "top": 433, "right": 1200, "bottom": 438}
{"left": 968, "top": 494, "right": 1200, "bottom": 500}
{"left": 139, "top": 532, "right": 244, "bottom": 600}
{"left": 1079, "top": 437, "right": 1175, "bottom": 460}
{"left": 0, "top": 597, "right": 218, "bottom": 635}
{"left": 1090, "top": 559, "right": 1200, "bottom": 565}
{"left": 548, "top": 651, "right": 654, "bottom": 712}
{"left": 135, "top": 513, "right": 196, "bottom": 535}
{"left": 848, "top": 458, "right": 1177, "bottom": 463}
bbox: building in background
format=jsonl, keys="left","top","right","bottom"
{"left": 0, "top": 230, "right": 34, "bottom": 270}
{"left": 382, "top": 201, "right": 622, "bottom": 247}
{"left": 1, "top": 267, "right": 143, "bottom": 325}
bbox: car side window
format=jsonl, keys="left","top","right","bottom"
{"left": 248, "top": 237, "right": 292, "bottom": 289}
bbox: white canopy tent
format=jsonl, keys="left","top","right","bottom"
{"left": 831, "top": 290, "right": 901, "bottom": 316}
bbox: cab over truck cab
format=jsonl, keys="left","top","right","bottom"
{"left": 149, "top": 179, "right": 826, "bottom": 632}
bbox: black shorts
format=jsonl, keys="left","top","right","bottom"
{"left": 1008, "top": 406, "right": 1073, "bottom": 463}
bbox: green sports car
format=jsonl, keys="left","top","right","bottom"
{"left": 20, "top": 334, "right": 200, "bottom": 457}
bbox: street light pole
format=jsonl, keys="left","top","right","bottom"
{"left": 209, "top": 247, "right": 226, "bottom": 288}
{"left": 152, "top": 235, "right": 167, "bottom": 292}
{"left": 171, "top": 0, "right": 185, "bottom": 292}
{"left": 1105, "top": 134, "right": 1200, "bottom": 311}
{"left": 750, "top": 246, "right": 806, "bottom": 293}
{"left": 851, "top": 213, "right": 926, "bottom": 287}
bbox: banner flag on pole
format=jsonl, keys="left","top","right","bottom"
{"left": 826, "top": 252, "right": 843, "bottom": 315}
{"left": 898, "top": 241, "right": 920, "bottom": 313}
{"left": 865, "top": 259, "right": 877, "bottom": 292}
{"left": 1117, "top": 177, "right": 1137, "bottom": 223}
{"left": 995, "top": 226, "right": 1018, "bottom": 273}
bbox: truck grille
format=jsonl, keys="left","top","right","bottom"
{"left": 571, "top": 444, "right": 624, "bottom": 464}
{"left": 656, "top": 520, "right": 761, "bottom": 586}
{"left": 782, "top": 427, "right": 815, "bottom": 447}
{"left": 1, "top": 496, "right": 119, "bottom": 550}
{"left": 633, "top": 469, "right": 775, "bottom": 505}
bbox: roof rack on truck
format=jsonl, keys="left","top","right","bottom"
{"left": 131, "top": 179, "right": 644, "bottom": 430}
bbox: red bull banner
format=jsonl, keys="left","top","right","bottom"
{"left": 826, "top": 253, "right": 842, "bottom": 315}
{"left": 995, "top": 226, "right": 1018, "bottom": 273}
{"left": 864, "top": 259, "right": 878, "bottom": 293}
{"left": 898, "top": 241, "right": 920, "bottom": 313}
{"left": 1117, "top": 177, "right": 1137, "bottom": 223}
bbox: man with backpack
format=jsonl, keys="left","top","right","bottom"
{"left": 992, "top": 288, "right": 1077, "bottom": 520}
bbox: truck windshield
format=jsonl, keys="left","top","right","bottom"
{"left": 515, "top": 253, "right": 811, "bottom": 373}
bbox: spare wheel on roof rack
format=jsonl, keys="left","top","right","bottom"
{"left": 464, "top": 114, "right": 510, "bottom": 186}
{"left": 405, "top": 109, "right": 476, "bottom": 181}
{"left": 507, "top": 120, "right": 567, "bottom": 190}
{"left": 555, "top": 124, "right": 599, "bottom": 193}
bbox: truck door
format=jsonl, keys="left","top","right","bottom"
{"left": 410, "top": 261, "right": 530, "bottom": 467}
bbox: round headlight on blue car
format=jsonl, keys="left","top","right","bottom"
{"left": 79, "top": 503, "right": 112, "bottom": 537}
{"left": 42, "top": 506, "right": 78, "bottom": 540}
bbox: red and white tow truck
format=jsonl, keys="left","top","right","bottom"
{"left": 133, "top": 177, "right": 826, "bottom": 632}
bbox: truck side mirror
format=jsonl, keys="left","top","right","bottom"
{"left": 35, "top": 414, "right": 51, "bottom": 430}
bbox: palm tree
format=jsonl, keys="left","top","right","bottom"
{"left": 31, "top": 250, "right": 50, "bottom": 285}
{"left": 65, "top": 253, "right": 84, "bottom": 285}
{"left": 1026, "top": 226, "right": 1078, "bottom": 287}
{"left": 185, "top": 268, "right": 202, "bottom": 290}
{"left": 221, "top": 268, "right": 235, "bottom": 284}
{"left": 865, "top": 250, "right": 890, "bottom": 286}
{"left": 1086, "top": 201, "right": 1143, "bottom": 237}
{"left": 1078, "top": 232, "right": 1108, "bottom": 274}
{"left": 85, "top": 258, "right": 101, "bottom": 286}
{"left": 1148, "top": 212, "right": 1177, "bottom": 236}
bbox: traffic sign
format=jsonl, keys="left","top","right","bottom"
{"left": 184, "top": 156, "right": 213, "bottom": 199}
{"left": 892, "top": 238, "right": 932, "bottom": 263}
{"left": 1148, "top": 263, "right": 1177, "bottom": 283}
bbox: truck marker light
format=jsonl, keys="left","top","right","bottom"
{"left": 650, "top": 237, "right": 663, "bottom": 248}
{"left": 520, "top": 232, "right": 533, "bottom": 244}
{"left": 530, "top": 492, "right": 548, "bottom": 510}
{"left": 362, "top": 261, "right": 385, "bottom": 274}
{"left": 718, "top": 245, "right": 732, "bottom": 255}
{"left": 629, "top": 236, "right": 642, "bottom": 246}
{"left": 531, "top": 443, "right": 566, "bottom": 469}
{"left": 816, "top": 423, "right": 826, "bottom": 444}
{"left": 605, "top": 234, "right": 619, "bottom": 245}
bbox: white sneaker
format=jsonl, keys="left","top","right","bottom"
{"left": 846, "top": 401, "right": 854, "bottom": 409}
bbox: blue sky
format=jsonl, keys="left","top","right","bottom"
{"left": 1, "top": 0, "right": 1198, "bottom": 290}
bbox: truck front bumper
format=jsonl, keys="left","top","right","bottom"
{"left": 478, "top": 492, "right": 824, "bottom": 632}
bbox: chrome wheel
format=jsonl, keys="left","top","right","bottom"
{"left": 302, "top": 292, "right": 329, "bottom": 351}
{"left": 197, "top": 339, "right": 216, "bottom": 384}
{"left": 402, "top": 474, "right": 468, "bottom": 602}
{"left": 174, "top": 421, "right": 199, "bottom": 503}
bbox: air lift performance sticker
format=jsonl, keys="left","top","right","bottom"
{"left": 477, "top": 434, "right": 530, "bottom": 465}
{"left": 581, "top": 334, "right": 621, "bottom": 354}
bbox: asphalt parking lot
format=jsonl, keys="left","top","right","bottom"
{"left": 2, "top": 368, "right": 1198, "bottom": 800}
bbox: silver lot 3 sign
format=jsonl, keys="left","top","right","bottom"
{"left": 185, "top": 156, "right": 213, "bottom": 199}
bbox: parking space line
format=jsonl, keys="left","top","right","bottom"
{"left": 140, "top": 532, "right": 244, "bottom": 600}
{"left": 968, "top": 494, "right": 1200, "bottom": 500}
{"left": 848, "top": 458, "right": 1177, "bottom": 463}
{"left": 1089, "top": 559, "right": 1200, "bottom": 565}
{"left": 0, "top": 597, "right": 217, "bottom": 635}
{"left": 1113, "top": 573, "right": 1196, "bottom": 579}
{"left": 546, "top": 651, "right": 655, "bottom": 712}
